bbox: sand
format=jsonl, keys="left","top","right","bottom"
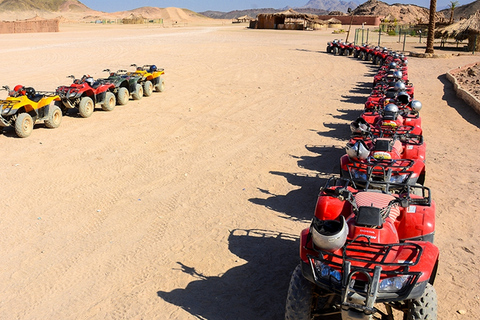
{"left": 0, "top": 22, "right": 479, "bottom": 320}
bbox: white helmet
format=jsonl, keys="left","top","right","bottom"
{"left": 346, "top": 140, "right": 370, "bottom": 161}
{"left": 350, "top": 118, "right": 370, "bottom": 135}
{"left": 394, "top": 81, "right": 406, "bottom": 91}
{"left": 410, "top": 100, "right": 422, "bottom": 112}
{"left": 310, "top": 216, "right": 348, "bottom": 252}
{"left": 396, "top": 91, "right": 410, "bottom": 104}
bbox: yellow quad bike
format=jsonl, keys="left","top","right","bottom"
{"left": 129, "top": 64, "right": 165, "bottom": 96}
{"left": 0, "top": 85, "right": 62, "bottom": 138}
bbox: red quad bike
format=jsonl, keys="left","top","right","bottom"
{"left": 327, "top": 40, "right": 340, "bottom": 54}
{"left": 56, "top": 75, "right": 116, "bottom": 118}
{"left": 361, "top": 103, "right": 422, "bottom": 136}
{"left": 285, "top": 178, "right": 438, "bottom": 320}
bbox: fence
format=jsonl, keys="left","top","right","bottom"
{"left": 0, "top": 19, "right": 59, "bottom": 34}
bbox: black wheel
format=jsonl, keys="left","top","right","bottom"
{"left": 117, "top": 87, "right": 129, "bottom": 105}
{"left": 101, "top": 92, "right": 116, "bottom": 111}
{"left": 285, "top": 264, "right": 314, "bottom": 320}
{"left": 344, "top": 48, "right": 350, "bottom": 56}
{"left": 333, "top": 47, "right": 339, "bottom": 56}
{"left": 154, "top": 78, "right": 165, "bottom": 92}
{"left": 285, "top": 264, "right": 334, "bottom": 320}
{"left": 353, "top": 50, "right": 359, "bottom": 58}
{"left": 78, "top": 96, "right": 94, "bottom": 118}
{"left": 15, "top": 113, "right": 34, "bottom": 138}
{"left": 44, "top": 102, "right": 62, "bottom": 128}
{"left": 408, "top": 283, "right": 437, "bottom": 320}
{"left": 132, "top": 83, "right": 143, "bottom": 100}
{"left": 143, "top": 80, "right": 153, "bottom": 97}
{"left": 326, "top": 46, "right": 331, "bottom": 53}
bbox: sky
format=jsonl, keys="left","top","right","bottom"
{"left": 80, "top": 0, "right": 474, "bottom": 13}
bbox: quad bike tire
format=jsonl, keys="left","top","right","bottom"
{"left": 343, "top": 49, "right": 350, "bottom": 56}
{"left": 408, "top": 283, "right": 437, "bottom": 320}
{"left": 333, "top": 47, "right": 339, "bottom": 56}
{"left": 353, "top": 50, "right": 359, "bottom": 58}
{"left": 15, "top": 113, "right": 34, "bottom": 138}
{"left": 154, "top": 78, "right": 165, "bottom": 92}
{"left": 326, "top": 46, "right": 331, "bottom": 53}
{"left": 285, "top": 264, "right": 314, "bottom": 320}
{"left": 117, "top": 87, "right": 129, "bottom": 105}
{"left": 132, "top": 84, "right": 143, "bottom": 100}
{"left": 44, "top": 103, "right": 62, "bottom": 129}
{"left": 79, "top": 96, "right": 94, "bottom": 118}
{"left": 101, "top": 92, "right": 116, "bottom": 111}
{"left": 143, "top": 81, "right": 153, "bottom": 97}
{"left": 285, "top": 264, "right": 333, "bottom": 320}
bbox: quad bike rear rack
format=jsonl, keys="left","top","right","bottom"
{"left": 345, "top": 158, "right": 416, "bottom": 188}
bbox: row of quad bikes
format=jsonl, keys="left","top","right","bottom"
{"left": 0, "top": 64, "right": 165, "bottom": 138}
{"left": 284, "top": 43, "right": 438, "bottom": 319}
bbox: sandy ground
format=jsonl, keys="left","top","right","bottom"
{"left": 0, "top": 23, "right": 479, "bottom": 320}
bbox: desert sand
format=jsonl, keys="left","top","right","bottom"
{"left": 0, "top": 21, "right": 479, "bottom": 320}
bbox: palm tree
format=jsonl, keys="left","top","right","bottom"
{"left": 425, "top": 0, "right": 437, "bottom": 54}
{"left": 449, "top": 1, "right": 459, "bottom": 24}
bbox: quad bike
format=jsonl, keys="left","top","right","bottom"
{"left": 326, "top": 40, "right": 340, "bottom": 54}
{"left": 285, "top": 177, "right": 438, "bottom": 320}
{"left": 56, "top": 75, "right": 116, "bottom": 118}
{"left": 99, "top": 69, "right": 145, "bottom": 103}
{"left": 0, "top": 85, "right": 62, "bottom": 138}
{"left": 360, "top": 103, "right": 422, "bottom": 135}
{"left": 128, "top": 64, "right": 165, "bottom": 96}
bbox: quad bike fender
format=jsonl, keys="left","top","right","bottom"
{"left": 395, "top": 200, "right": 435, "bottom": 242}
{"left": 37, "top": 95, "right": 60, "bottom": 110}
{"left": 403, "top": 143, "right": 426, "bottom": 161}
{"left": 361, "top": 111, "right": 379, "bottom": 125}
{"left": 314, "top": 188, "right": 353, "bottom": 221}
{"left": 299, "top": 228, "right": 316, "bottom": 265}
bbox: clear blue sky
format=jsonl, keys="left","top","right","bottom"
{"left": 80, "top": 0, "right": 473, "bottom": 13}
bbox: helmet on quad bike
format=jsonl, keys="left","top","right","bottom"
{"left": 388, "top": 62, "right": 397, "bottom": 69}
{"left": 396, "top": 91, "right": 410, "bottom": 105}
{"left": 350, "top": 118, "right": 370, "bottom": 135}
{"left": 394, "top": 81, "right": 406, "bottom": 92}
{"left": 149, "top": 65, "right": 157, "bottom": 72}
{"left": 346, "top": 140, "right": 370, "bottom": 161}
{"left": 410, "top": 100, "right": 423, "bottom": 112}
{"left": 11, "top": 85, "right": 26, "bottom": 97}
{"left": 310, "top": 215, "right": 348, "bottom": 252}
{"left": 383, "top": 103, "right": 400, "bottom": 120}
{"left": 85, "top": 77, "right": 94, "bottom": 87}
{"left": 393, "top": 70, "right": 403, "bottom": 80}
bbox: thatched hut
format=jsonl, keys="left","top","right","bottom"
{"left": 326, "top": 17, "right": 342, "bottom": 28}
{"left": 122, "top": 14, "right": 146, "bottom": 24}
{"left": 437, "top": 10, "right": 480, "bottom": 50}
{"left": 455, "top": 10, "right": 480, "bottom": 50}
{"left": 256, "top": 9, "right": 316, "bottom": 30}
{"left": 233, "top": 15, "right": 254, "bottom": 23}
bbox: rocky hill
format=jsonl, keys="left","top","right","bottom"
{"left": 439, "top": 0, "right": 480, "bottom": 21}
{"left": 351, "top": 0, "right": 443, "bottom": 24}
{"left": 0, "top": 0, "right": 88, "bottom": 12}
{"left": 200, "top": 8, "right": 329, "bottom": 19}
{"left": 301, "top": 0, "right": 360, "bottom": 12}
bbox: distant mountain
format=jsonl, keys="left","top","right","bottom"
{"left": 0, "top": 0, "right": 89, "bottom": 12}
{"left": 352, "top": 0, "right": 440, "bottom": 24}
{"left": 200, "top": 8, "right": 329, "bottom": 19}
{"left": 439, "top": 0, "right": 480, "bottom": 21}
{"left": 301, "top": 0, "right": 360, "bottom": 12}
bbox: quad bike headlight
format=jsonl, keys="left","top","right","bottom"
{"left": 313, "top": 260, "right": 342, "bottom": 282}
{"left": 2, "top": 107, "right": 11, "bottom": 115}
{"left": 350, "top": 168, "right": 368, "bottom": 181}
{"left": 379, "top": 275, "right": 411, "bottom": 292}
{"left": 389, "top": 174, "right": 409, "bottom": 184}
